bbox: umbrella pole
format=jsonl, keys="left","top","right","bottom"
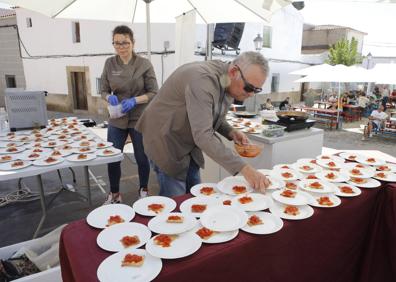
{"left": 337, "top": 82, "right": 341, "bottom": 129}
{"left": 145, "top": 0, "right": 152, "bottom": 61}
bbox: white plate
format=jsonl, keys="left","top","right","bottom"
{"left": 269, "top": 202, "right": 314, "bottom": 220}
{"left": 293, "top": 163, "right": 322, "bottom": 174}
{"left": 49, "top": 149, "right": 73, "bottom": 157}
{"left": 342, "top": 162, "right": 376, "bottom": 172}
{"left": 0, "top": 141, "right": 25, "bottom": 148}
{"left": 0, "top": 155, "right": 17, "bottom": 163}
{"left": 241, "top": 211, "right": 283, "bottom": 235}
{"left": 316, "top": 159, "right": 345, "bottom": 170}
{"left": 375, "top": 163, "right": 396, "bottom": 173}
{"left": 97, "top": 222, "right": 152, "bottom": 252}
{"left": 19, "top": 151, "right": 47, "bottom": 161}
{"left": 48, "top": 134, "right": 70, "bottom": 141}
{"left": 340, "top": 167, "right": 375, "bottom": 179}
{"left": 296, "top": 158, "right": 319, "bottom": 166}
{"left": 33, "top": 157, "right": 64, "bottom": 166}
{"left": 273, "top": 164, "right": 294, "bottom": 170}
{"left": 231, "top": 193, "right": 273, "bottom": 211}
{"left": 23, "top": 148, "right": 52, "bottom": 155}
{"left": 97, "top": 248, "right": 162, "bottom": 282}
{"left": 230, "top": 123, "right": 244, "bottom": 129}
{"left": 97, "top": 148, "right": 122, "bottom": 157}
{"left": 299, "top": 179, "right": 336, "bottom": 194}
{"left": 271, "top": 190, "right": 313, "bottom": 206}
{"left": 0, "top": 160, "right": 32, "bottom": 170}
{"left": 308, "top": 193, "right": 342, "bottom": 208}
{"left": 270, "top": 169, "right": 302, "bottom": 181}
{"left": 200, "top": 206, "right": 248, "bottom": 232}
{"left": 217, "top": 176, "right": 254, "bottom": 196}
{"left": 71, "top": 140, "right": 97, "bottom": 148}
{"left": 242, "top": 128, "right": 261, "bottom": 134}
{"left": 190, "top": 183, "right": 221, "bottom": 197}
{"left": 72, "top": 135, "right": 96, "bottom": 141}
{"left": 373, "top": 171, "right": 396, "bottom": 182}
{"left": 356, "top": 156, "right": 386, "bottom": 166}
{"left": 346, "top": 177, "right": 382, "bottom": 188}
{"left": 315, "top": 171, "right": 350, "bottom": 183}
{"left": 265, "top": 175, "right": 286, "bottom": 190}
{"left": 73, "top": 147, "right": 97, "bottom": 154}
{"left": 96, "top": 142, "right": 114, "bottom": 149}
{"left": 333, "top": 183, "right": 362, "bottom": 197}
{"left": 339, "top": 152, "right": 365, "bottom": 162}
{"left": 148, "top": 212, "right": 197, "bottom": 235}
{"left": 316, "top": 154, "right": 345, "bottom": 163}
{"left": 132, "top": 196, "right": 176, "bottom": 217}
{"left": 146, "top": 232, "right": 202, "bottom": 259}
{"left": 179, "top": 197, "right": 220, "bottom": 218}
{"left": 0, "top": 147, "right": 25, "bottom": 154}
{"left": 86, "top": 204, "right": 135, "bottom": 229}
{"left": 192, "top": 223, "right": 239, "bottom": 244}
{"left": 283, "top": 180, "right": 301, "bottom": 190}
{"left": 42, "top": 140, "right": 67, "bottom": 148}
{"left": 66, "top": 153, "right": 97, "bottom": 162}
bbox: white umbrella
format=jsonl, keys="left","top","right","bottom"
{"left": 368, "top": 63, "right": 396, "bottom": 84}
{"left": 293, "top": 64, "right": 375, "bottom": 128}
{"left": 289, "top": 64, "right": 332, "bottom": 76}
{"left": 2, "top": 0, "right": 295, "bottom": 59}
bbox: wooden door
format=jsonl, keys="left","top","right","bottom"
{"left": 71, "top": 72, "right": 88, "bottom": 110}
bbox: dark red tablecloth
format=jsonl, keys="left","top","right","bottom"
{"left": 59, "top": 184, "right": 396, "bottom": 282}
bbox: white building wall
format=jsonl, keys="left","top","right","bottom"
{"left": 13, "top": 5, "right": 317, "bottom": 112}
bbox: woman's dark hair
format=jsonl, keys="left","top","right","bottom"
{"left": 112, "top": 25, "right": 134, "bottom": 43}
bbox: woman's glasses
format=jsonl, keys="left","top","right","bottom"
{"left": 235, "top": 65, "right": 262, "bottom": 94}
{"left": 112, "top": 41, "right": 131, "bottom": 48}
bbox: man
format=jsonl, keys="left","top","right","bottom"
{"left": 358, "top": 93, "right": 370, "bottom": 117}
{"left": 279, "top": 97, "right": 290, "bottom": 110}
{"left": 363, "top": 105, "right": 389, "bottom": 139}
{"left": 136, "top": 52, "right": 270, "bottom": 197}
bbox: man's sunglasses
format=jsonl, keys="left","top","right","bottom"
{"left": 235, "top": 65, "right": 262, "bottom": 94}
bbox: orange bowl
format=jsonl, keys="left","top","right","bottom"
{"left": 234, "top": 143, "right": 263, "bottom": 158}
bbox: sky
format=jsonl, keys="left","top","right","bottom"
{"left": 1, "top": 0, "right": 395, "bottom": 56}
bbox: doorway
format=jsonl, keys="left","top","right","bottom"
{"left": 70, "top": 71, "right": 88, "bottom": 110}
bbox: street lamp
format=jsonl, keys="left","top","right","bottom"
{"left": 253, "top": 34, "right": 263, "bottom": 51}
{"left": 366, "top": 52, "right": 372, "bottom": 69}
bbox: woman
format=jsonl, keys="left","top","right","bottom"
{"left": 101, "top": 25, "right": 158, "bottom": 204}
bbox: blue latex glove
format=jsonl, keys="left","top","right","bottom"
{"left": 121, "top": 97, "right": 137, "bottom": 113}
{"left": 107, "top": 95, "right": 119, "bottom": 106}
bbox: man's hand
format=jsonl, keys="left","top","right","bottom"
{"left": 107, "top": 94, "right": 119, "bottom": 106}
{"left": 121, "top": 97, "right": 137, "bottom": 113}
{"left": 240, "top": 164, "right": 270, "bottom": 193}
{"left": 229, "top": 130, "right": 249, "bottom": 145}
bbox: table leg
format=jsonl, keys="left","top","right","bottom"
{"left": 84, "top": 166, "right": 92, "bottom": 206}
{"left": 33, "top": 174, "right": 46, "bottom": 239}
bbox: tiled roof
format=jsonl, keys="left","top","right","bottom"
{"left": 309, "top": 24, "right": 367, "bottom": 35}
{"left": 0, "top": 8, "right": 16, "bottom": 19}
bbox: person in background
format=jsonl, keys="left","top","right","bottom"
{"left": 358, "top": 93, "right": 370, "bottom": 117}
{"left": 136, "top": 52, "right": 270, "bottom": 197}
{"left": 101, "top": 25, "right": 158, "bottom": 204}
{"left": 381, "top": 85, "right": 390, "bottom": 111}
{"left": 363, "top": 105, "right": 389, "bottom": 139}
{"left": 263, "top": 98, "right": 274, "bottom": 110}
{"left": 279, "top": 97, "right": 290, "bottom": 110}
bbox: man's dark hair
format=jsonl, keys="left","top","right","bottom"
{"left": 112, "top": 25, "right": 134, "bottom": 43}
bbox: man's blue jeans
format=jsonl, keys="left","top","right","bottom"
{"left": 152, "top": 158, "right": 201, "bottom": 197}
{"left": 107, "top": 125, "right": 150, "bottom": 193}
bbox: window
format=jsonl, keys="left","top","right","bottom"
{"left": 26, "top": 17, "right": 32, "bottom": 28}
{"left": 271, "top": 73, "right": 279, "bottom": 93}
{"left": 72, "top": 22, "right": 81, "bottom": 43}
{"left": 5, "top": 75, "right": 16, "bottom": 88}
{"left": 262, "top": 26, "right": 272, "bottom": 48}
{"left": 96, "top": 78, "right": 102, "bottom": 94}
